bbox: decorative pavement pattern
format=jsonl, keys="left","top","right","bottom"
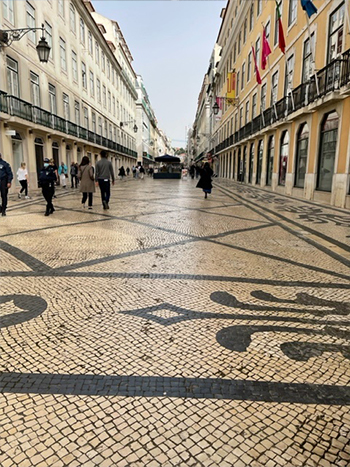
{"left": 0, "top": 177, "right": 350, "bottom": 467}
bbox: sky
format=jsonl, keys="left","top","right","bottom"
{"left": 93, "top": 0, "right": 226, "bottom": 147}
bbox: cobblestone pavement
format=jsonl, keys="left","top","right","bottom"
{"left": 1, "top": 177, "right": 350, "bottom": 467}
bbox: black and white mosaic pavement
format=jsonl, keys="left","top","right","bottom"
{"left": 0, "top": 178, "right": 349, "bottom": 467}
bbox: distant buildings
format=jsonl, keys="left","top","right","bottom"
{"left": 192, "top": 0, "right": 350, "bottom": 208}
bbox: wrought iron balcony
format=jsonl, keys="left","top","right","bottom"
{"left": 0, "top": 92, "right": 137, "bottom": 159}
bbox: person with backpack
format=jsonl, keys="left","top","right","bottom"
{"left": 39, "top": 158, "right": 57, "bottom": 216}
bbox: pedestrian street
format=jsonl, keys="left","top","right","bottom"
{"left": 0, "top": 177, "right": 350, "bottom": 467}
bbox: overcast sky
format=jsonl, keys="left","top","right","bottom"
{"left": 93, "top": 0, "right": 225, "bottom": 147}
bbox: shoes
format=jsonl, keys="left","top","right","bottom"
{"left": 2, "top": 212, "right": 6, "bottom": 216}
{"left": 50, "top": 207, "right": 55, "bottom": 214}
{"left": 82, "top": 203, "right": 86, "bottom": 209}
{"left": 88, "top": 207, "right": 92, "bottom": 210}
{"left": 18, "top": 193, "right": 21, "bottom": 199}
{"left": 102, "top": 200, "right": 107, "bottom": 210}
{"left": 106, "top": 202, "right": 109, "bottom": 209}
{"left": 44, "top": 211, "right": 50, "bottom": 216}
{"left": 25, "top": 196, "right": 30, "bottom": 199}
{"left": 53, "top": 195, "right": 57, "bottom": 198}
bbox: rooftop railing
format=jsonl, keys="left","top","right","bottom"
{"left": 0, "top": 93, "right": 137, "bottom": 159}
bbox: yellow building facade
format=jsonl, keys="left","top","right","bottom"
{"left": 211, "top": 0, "right": 350, "bottom": 208}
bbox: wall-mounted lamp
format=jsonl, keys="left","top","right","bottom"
{"left": 0, "top": 23, "right": 50, "bottom": 63}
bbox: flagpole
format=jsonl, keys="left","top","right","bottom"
{"left": 305, "top": 14, "right": 320, "bottom": 96}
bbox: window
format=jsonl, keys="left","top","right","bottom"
{"left": 70, "top": 3, "right": 76, "bottom": 33}
{"left": 252, "top": 93, "right": 257, "bottom": 118}
{"left": 302, "top": 35, "right": 315, "bottom": 82}
{"left": 249, "top": 4, "right": 254, "bottom": 31}
{"left": 266, "top": 135, "right": 275, "bottom": 186}
{"left": 81, "top": 62, "right": 87, "bottom": 88}
{"left": 284, "top": 55, "right": 294, "bottom": 96}
{"left": 104, "top": 119, "right": 108, "bottom": 137}
{"left": 243, "top": 19, "right": 247, "bottom": 44}
{"left": 75, "top": 101, "right": 80, "bottom": 125}
{"left": 233, "top": 42, "right": 237, "bottom": 63}
{"left": 288, "top": 0, "right": 297, "bottom": 26}
{"left": 3, "top": 0, "right": 14, "bottom": 24}
{"left": 245, "top": 100, "right": 250, "bottom": 124}
{"left": 45, "top": 22, "right": 53, "bottom": 57}
{"left": 241, "top": 62, "right": 246, "bottom": 90}
{"left": 247, "top": 51, "right": 252, "bottom": 82}
{"left": 239, "top": 107, "right": 243, "bottom": 129}
{"left": 60, "top": 38, "right": 66, "bottom": 71}
{"left": 274, "top": 1, "right": 282, "bottom": 46}
{"left": 249, "top": 143, "right": 254, "bottom": 183}
{"left": 92, "top": 112, "right": 96, "bottom": 133}
{"left": 107, "top": 60, "right": 110, "bottom": 79}
{"left": 97, "top": 79, "right": 101, "bottom": 102}
{"left": 256, "top": 140, "right": 263, "bottom": 184}
{"left": 261, "top": 83, "right": 267, "bottom": 111}
{"left": 26, "top": 2, "right": 36, "bottom": 43}
{"left": 317, "top": 111, "right": 339, "bottom": 191}
{"left": 95, "top": 42, "right": 100, "bottom": 65}
{"left": 80, "top": 18, "right": 85, "bottom": 44}
{"left": 98, "top": 116, "right": 102, "bottom": 135}
{"left": 328, "top": 3, "right": 345, "bottom": 63}
{"left": 83, "top": 107, "right": 88, "bottom": 129}
{"left": 103, "top": 85, "right": 107, "bottom": 107}
{"left": 113, "top": 96, "right": 116, "bottom": 116}
{"left": 108, "top": 90, "right": 111, "bottom": 112}
{"left": 238, "top": 31, "right": 242, "bottom": 54}
{"left": 257, "top": 0, "right": 262, "bottom": 16}
{"left": 72, "top": 51, "right": 78, "bottom": 81}
{"left": 236, "top": 71, "right": 240, "bottom": 97}
{"left": 30, "top": 72, "right": 40, "bottom": 106}
{"left": 265, "top": 21, "right": 271, "bottom": 42}
{"left": 7, "top": 56, "right": 19, "bottom": 97}
{"left": 63, "top": 93, "right": 70, "bottom": 120}
{"left": 88, "top": 31, "right": 93, "bottom": 55}
{"left": 101, "top": 52, "right": 105, "bottom": 71}
{"left": 271, "top": 71, "right": 278, "bottom": 105}
{"left": 295, "top": 123, "right": 309, "bottom": 188}
{"left": 279, "top": 130, "right": 289, "bottom": 186}
{"left": 58, "top": 0, "right": 64, "bottom": 17}
{"left": 49, "top": 84, "right": 56, "bottom": 114}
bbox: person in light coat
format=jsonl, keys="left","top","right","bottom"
{"left": 58, "top": 162, "right": 68, "bottom": 188}
{"left": 78, "top": 156, "right": 95, "bottom": 209}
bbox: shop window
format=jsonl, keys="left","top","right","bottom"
{"left": 279, "top": 130, "right": 289, "bottom": 186}
{"left": 294, "top": 123, "right": 309, "bottom": 188}
{"left": 266, "top": 135, "right": 275, "bottom": 186}
{"left": 317, "top": 111, "right": 339, "bottom": 192}
{"left": 256, "top": 139, "right": 263, "bottom": 185}
{"left": 249, "top": 143, "right": 254, "bottom": 183}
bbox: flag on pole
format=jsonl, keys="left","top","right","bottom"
{"left": 275, "top": 1, "right": 286, "bottom": 54}
{"left": 301, "top": 0, "right": 318, "bottom": 18}
{"left": 252, "top": 46, "right": 262, "bottom": 85}
{"left": 261, "top": 28, "right": 272, "bottom": 70}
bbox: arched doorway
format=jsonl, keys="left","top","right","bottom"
{"left": 279, "top": 131, "right": 289, "bottom": 186}
{"left": 52, "top": 142, "right": 59, "bottom": 167}
{"left": 294, "top": 123, "right": 309, "bottom": 188}
{"left": 248, "top": 143, "right": 254, "bottom": 183}
{"left": 256, "top": 139, "right": 263, "bottom": 185}
{"left": 11, "top": 132, "right": 23, "bottom": 185}
{"left": 266, "top": 135, "right": 275, "bottom": 186}
{"left": 317, "top": 111, "right": 339, "bottom": 192}
{"left": 35, "top": 137, "right": 44, "bottom": 185}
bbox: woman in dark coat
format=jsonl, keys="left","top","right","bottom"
{"left": 196, "top": 162, "right": 213, "bottom": 199}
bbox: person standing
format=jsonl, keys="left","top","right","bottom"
{"left": 126, "top": 167, "right": 130, "bottom": 176}
{"left": 0, "top": 153, "right": 13, "bottom": 217}
{"left": 78, "top": 156, "right": 95, "bottom": 209}
{"left": 17, "top": 162, "right": 30, "bottom": 199}
{"left": 50, "top": 158, "right": 58, "bottom": 198}
{"left": 196, "top": 162, "right": 213, "bottom": 199}
{"left": 58, "top": 162, "right": 68, "bottom": 188}
{"left": 39, "top": 158, "right": 57, "bottom": 216}
{"left": 70, "top": 162, "right": 78, "bottom": 188}
{"left": 95, "top": 150, "right": 115, "bottom": 209}
{"left": 118, "top": 166, "right": 126, "bottom": 180}
{"left": 139, "top": 165, "right": 145, "bottom": 180}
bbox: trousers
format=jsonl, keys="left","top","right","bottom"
{"left": 0, "top": 179, "right": 9, "bottom": 213}
{"left": 98, "top": 179, "right": 111, "bottom": 204}
{"left": 82, "top": 192, "right": 93, "bottom": 206}
{"left": 42, "top": 183, "right": 55, "bottom": 212}
{"left": 20, "top": 180, "right": 28, "bottom": 196}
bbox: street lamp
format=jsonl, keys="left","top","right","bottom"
{"left": 0, "top": 23, "right": 51, "bottom": 63}
{"left": 120, "top": 121, "right": 138, "bottom": 133}
{"left": 213, "top": 102, "right": 220, "bottom": 115}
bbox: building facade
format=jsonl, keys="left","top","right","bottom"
{"left": 194, "top": 0, "right": 350, "bottom": 208}
{"left": 0, "top": 0, "right": 140, "bottom": 187}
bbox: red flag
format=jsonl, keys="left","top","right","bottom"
{"left": 261, "top": 27, "right": 272, "bottom": 70}
{"left": 275, "top": 1, "right": 286, "bottom": 54}
{"left": 252, "top": 46, "right": 262, "bottom": 85}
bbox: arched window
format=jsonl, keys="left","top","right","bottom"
{"left": 266, "top": 135, "right": 275, "bottom": 186}
{"left": 294, "top": 123, "right": 309, "bottom": 188}
{"left": 249, "top": 143, "right": 254, "bottom": 183}
{"left": 317, "top": 111, "right": 339, "bottom": 192}
{"left": 242, "top": 146, "right": 247, "bottom": 182}
{"left": 279, "top": 130, "right": 289, "bottom": 186}
{"left": 256, "top": 139, "right": 263, "bottom": 185}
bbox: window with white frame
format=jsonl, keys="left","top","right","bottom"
{"left": 75, "top": 101, "right": 80, "bottom": 125}
{"left": 245, "top": 100, "right": 250, "bottom": 124}
{"left": 265, "top": 21, "right": 271, "bottom": 42}
{"left": 60, "top": 38, "right": 66, "bottom": 71}
{"left": 241, "top": 62, "right": 245, "bottom": 90}
{"left": 274, "top": 1, "right": 282, "bottom": 46}
{"left": 257, "top": 0, "right": 262, "bottom": 17}
{"left": 7, "top": 56, "right": 19, "bottom": 97}
{"left": 103, "top": 85, "right": 106, "bottom": 107}
{"left": 108, "top": 90, "right": 111, "bottom": 112}
{"left": 302, "top": 34, "right": 315, "bottom": 82}
{"left": 30, "top": 71, "right": 40, "bottom": 106}
{"left": 239, "top": 107, "right": 243, "bottom": 129}
{"left": 98, "top": 116, "right": 102, "bottom": 135}
{"left": 288, "top": 0, "right": 297, "bottom": 26}
{"left": 243, "top": 19, "right": 247, "bottom": 43}
{"left": 247, "top": 51, "right": 252, "bottom": 82}
{"left": 92, "top": 112, "right": 96, "bottom": 133}
{"left": 72, "top": 50, "right": 78, "bottom": 81}
{"left": 63, "top": 93, "right": 70, "bottom": 120}
{"left": 26, "top": 2, "right": 36, "bottom": 43}
{"left": 3, "top": 0, "right": 14, "bottom": 24}
{"left": 88, "top": 31, "right": 93, "bottom": 55}
{"left": 255, "top": 37, "right": 261, "bottom": 67}
{"left": 70, "top": 3, "right": 76, "bottom": 33}
{"left": 81, "top": 62, "right": 87, "bottom": 88}
{"left": 101, "top": 52, "right": 105, "bottom": 71}
{"left": 249, "top": 4, "right": 254, "bottom": 31}
{"left": 83, "top": 107, "right": 88, "bottom": 129}
{"left": 112, "top": 96, "right": 116, "bottom": 116}
{"left": 97, "top": 79, "right": 101, "bottom": 102}
{"left": 45, "top": 22, "right": 53, "bottom": 57}
{"left": 284, "top": 54, "right": 294, "bottom": 96}
{"left": 271, "top": 71, "right": 278, "bottom": 104}
{"left": 58, "top": 0, "right": 64, "bottom": 17}
{"left": 328, "top": 3, "right": 345, "bottom": 63}
{"left": 95, "top": 41, "right": 100, "bottom": 65}
{"left": 90, "top": 71, "right": 94, "bottom": 96}
{"left": 261, "top": 83, "right": 267, "bottom": 111}
{"left": 49, "top": 83, "right": 56, "bottom": 114}
{"left": 80, "top": 18, "right": 85, "bottom": 44}
{"left": 107, "top": 60, "right": 110, "bottom": 79}
{"left": 252, "top": 93, "right": 257, "bottom": 118}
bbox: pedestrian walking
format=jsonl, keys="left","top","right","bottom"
{"left": 189, "top": 164, "right": 195, "bottom": 179}
{"left": 50, "top": 158, "right": 58, "bottom": 198}
{"left": 0, "top": 153, "right": 13, "bottom": 217}
{"left": 17, "top": 162, "right": 30, "bottom": 199}
{"left": 132, "top": 166, "right": 136, "bottom": 178}
{"left": 78, "top": 156, "right": 95, "bottom": 210}
{"left": 139, "top": 165, "right": 145, "bottom": 180}
{"left": 70, "top": 162, "right": 78, "bottom": 188}
{"left": 95, "top": 150, "right": 115, "bottom": 209}
{"left": 39, "top": 157, "right": 57, "bottom": 216}
{"left": 126, "top": 167, "right": 130, "bottom": 176}
{"left": 118, "top": 166, "right": 126, "bottom": 180}
{"left": 196, "top": 162, "right": 213, "bottom": 199}
{"left": 58, "top": 162, "right": 68, "bottom": 188}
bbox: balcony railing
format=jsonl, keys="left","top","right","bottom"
{"left": 214, "top": 48, "right": 350, "bottom": 154}
{"left": 0, "top": 93, "right": 137, "bottom": 159}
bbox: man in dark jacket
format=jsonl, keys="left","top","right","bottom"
{"left": 95, "top": 150, "right": 115, "bottom": 209}
{"left": 39, "top": 158, "right": 57, "bottom": 216}
{"left": 0, "top": 153, "right": 13, "bottom": 217}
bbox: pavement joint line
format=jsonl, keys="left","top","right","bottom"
{"left": 0, "top": 239, "right": 52, "bottom": 272}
